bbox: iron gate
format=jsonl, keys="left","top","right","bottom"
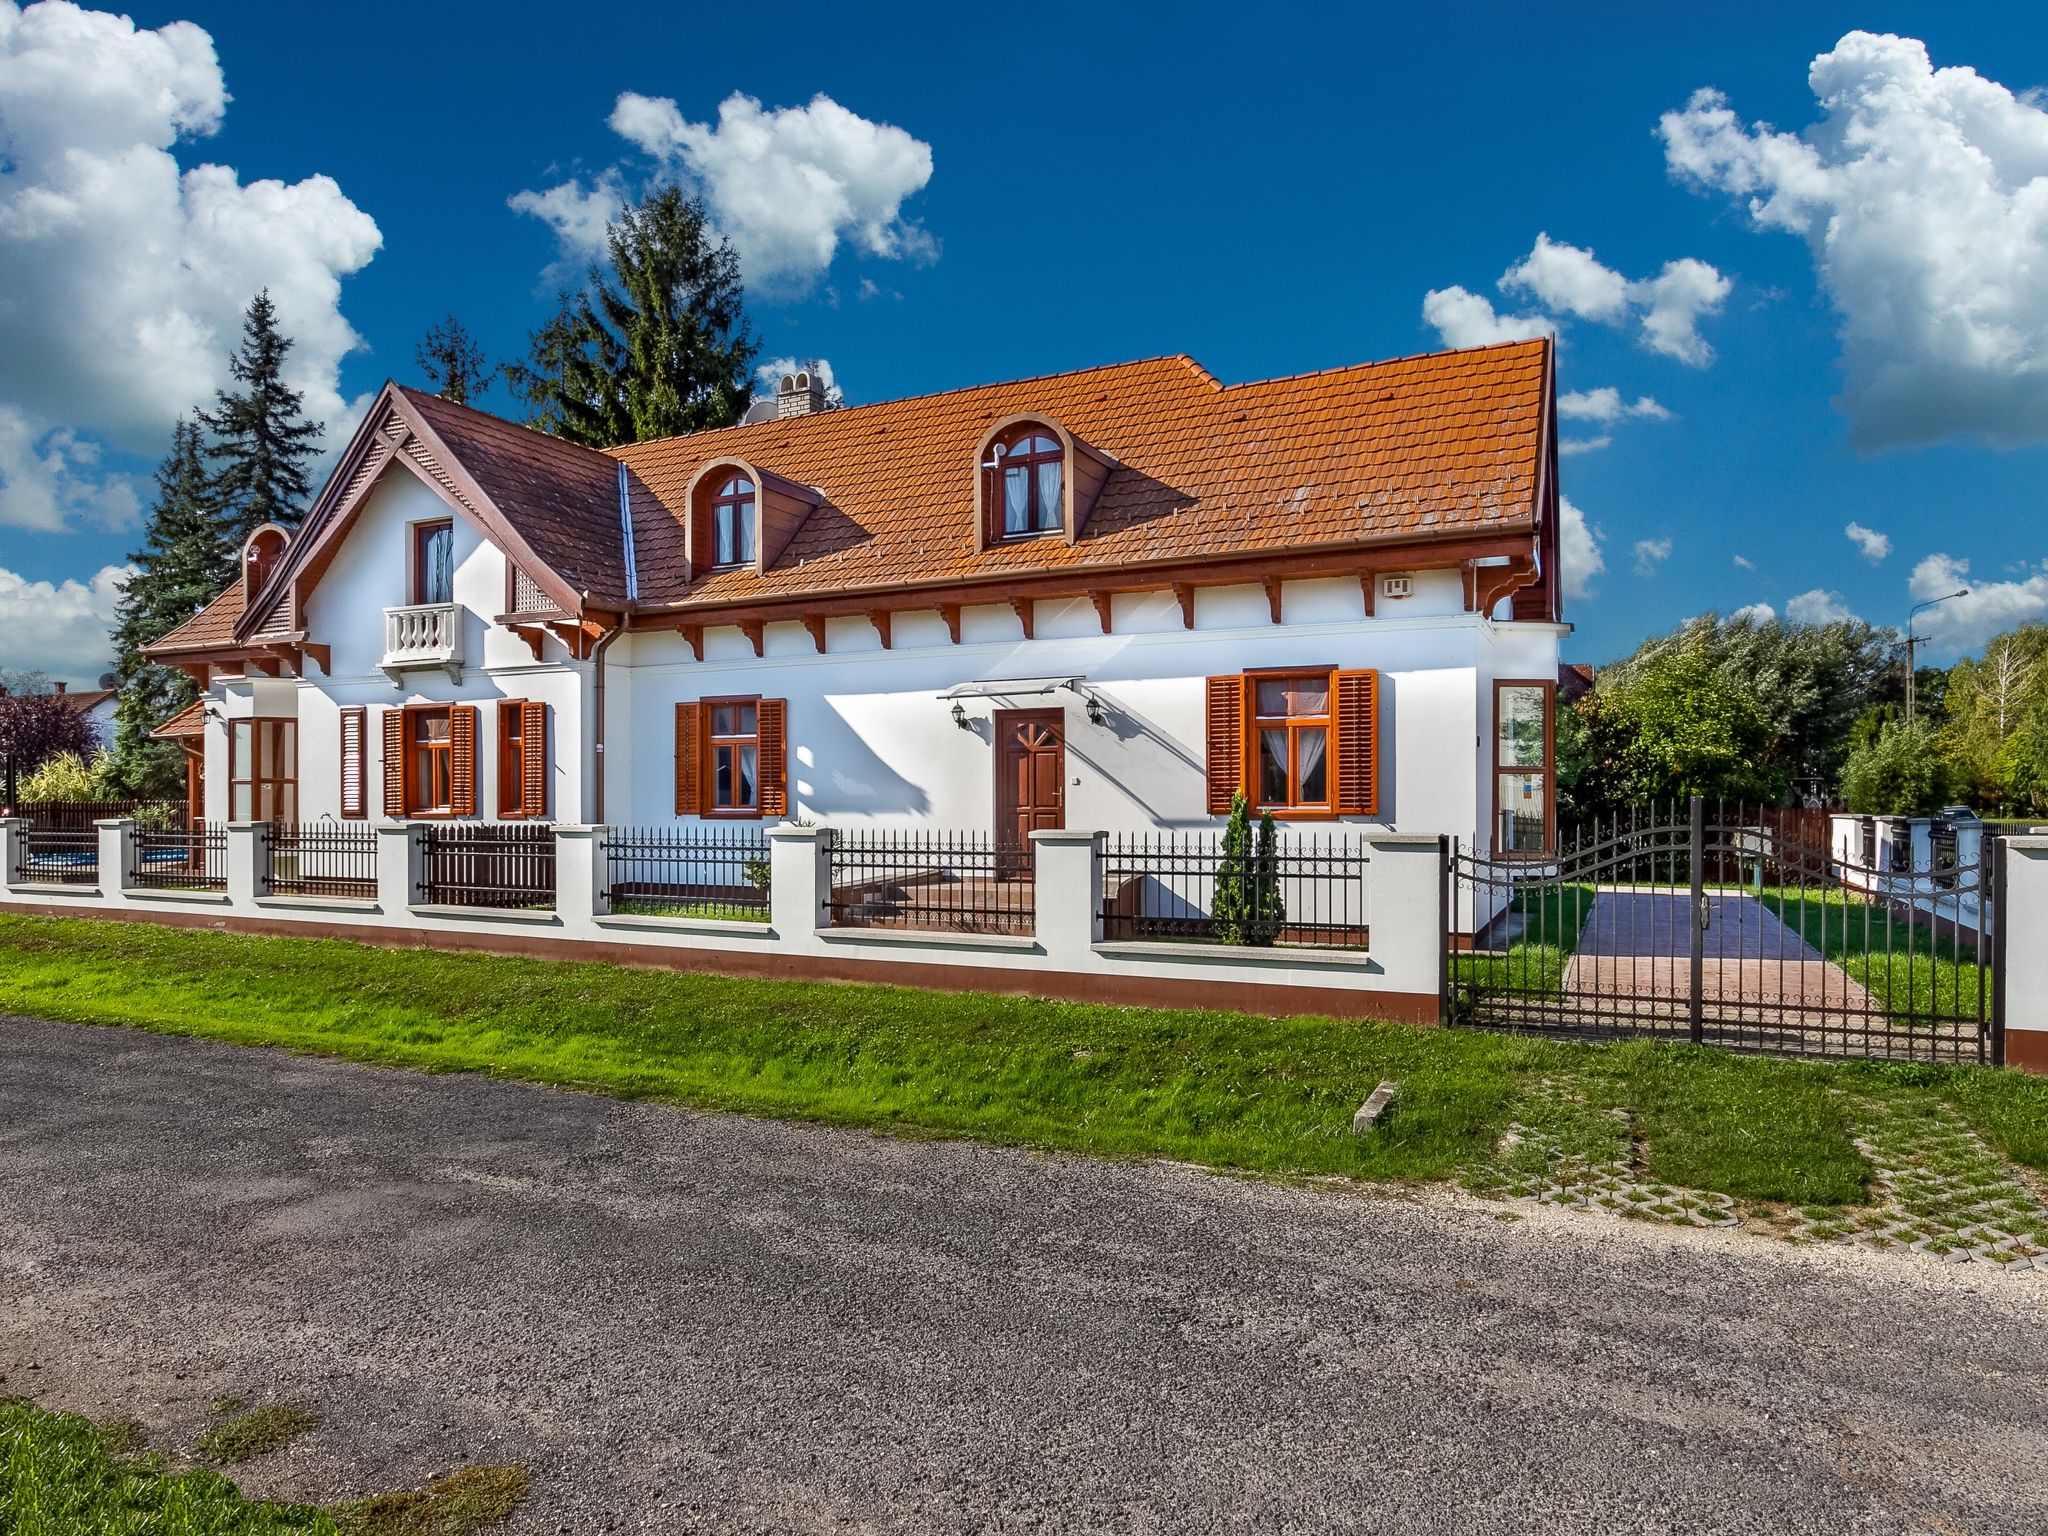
{"left": 1442, "top": 798, "right": 2005, "bottom": 1064}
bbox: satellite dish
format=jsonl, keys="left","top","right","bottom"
{"left": 97, "top": 672, "right": 117, "bottom": 691}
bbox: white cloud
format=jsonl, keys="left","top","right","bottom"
{"left": 1502, "top": 233, "right": 1631, "bottom": 322}
{"left": 1844, "top": 521, "right": 1892, "bottom": 563}
{"left": 1418, "top": 286, "right": 1555, "bottom": 348}
{"left": 1733, "top": 554, "right": 1757, "bottom": 571}
{"left": 1907, "top": 553, "right": 2048, "bottom": 652}
{"left": 1786, "top": 588, "right": 1859, "bottom": 624}
{"left": 1662, "top": 31, "right": 2048, "bottom": 447}
{"left": 0, "top": 0, "right": 379, "bottom": 530}
{"left": 0, "top": 405, "right": 141, "bottom": 531}
{"left": 1732, "top": 601, "right": 1777, "bottom": 623}
{"left": 754, "top": 355, "right": 842, "bottom": 406}
{"left": 515, "top": 90, "right": 935, "bottom": 293}
{"left": 1558, "top": 494, "right": 1605, "bottom": 601}
{"left": 0, "top": 561, "right": 130, "bottom": 684}
{"left": 1558, "top": 435, "right": 1611, "bottom": 456}
{"left": 1633, "top": 258, "right": 1733, "bottom": 366}
{"left": 1634, "top": 537, "right": 1673, "bottom": 576}
{"left": 1558, "top": 387, "right": 1673, "bottom": 423}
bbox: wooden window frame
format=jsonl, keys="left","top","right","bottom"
{"left": 412, "top": 518, "right": 454, "bottom": 606}
{"left": 702, "top": 695, "right": 764, "bottom": 818}
{"left": 707, "top": 475, "right": 757, "bottom": 571}
{"left": 1206, "top": 667, "right": 1378, "bottom": 820}
{"left": 406, "top": 704, "right": 456, "bottom": 817}
{"left": 1249, "top": 670, "right": 1335, "bottom": 816}
{"left": 228, "top": 718, "right": 297, "bottom": 824}
{"left": 1491, "top": 678, "right": 1555, "bottom": 857}
{"left": 497, "top": 699, "right": 546, "bottom": 819}
{"left": 982, "top": 424, "right": 1065, "bottom": 545}
{"left": 339, "top": 706, "right": 367, "bottom": 819}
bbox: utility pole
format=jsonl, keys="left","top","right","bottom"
{"left": 1904, "top": 589, "right": 1969, "bottom": 723}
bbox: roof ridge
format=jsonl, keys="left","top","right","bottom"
{"left": 1218, "top": 337, "right": 1550, "bottom": 394}
{"left": 395, "top": 384, "right": 622, "bottom": 465}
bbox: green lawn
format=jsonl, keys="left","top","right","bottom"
{"left": 1450, "top": 882, "right": 1595, "bottom": 1001}
{"left": 1757, "top": 886, "right": 1991, "bottom": 1025}
{"left": 0, "top": 1398, "right": 526, "bottom": 1535}
{"left": 3, "top": 912, "right": 2045, "bottom": 1208}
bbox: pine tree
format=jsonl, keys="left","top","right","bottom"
{"left": 102, "top": 419, "right": 216, "bottom": 795}
{"left": 416, "top": 314, "right": 492, "bottom": 405}
{"left": 202, "top": 290, "right": 323, "bottom": 555}
{"left": 506, "top": 186, "right": 756, "bottom": 447}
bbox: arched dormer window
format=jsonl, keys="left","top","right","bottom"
{"left": 983, "top": 424, "right": 1064, "bottom": 541}
{"left": 707, "top": 473, "right": 756, "bottom": 568}
{"left": 242, "top": 524, "right": 288, "bottom": 601}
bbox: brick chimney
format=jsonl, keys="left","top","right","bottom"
{"left": 776, "top": 369, "right": 827, "bottom": 418}
{"left": 53, "top": 681, "right": 66, "bottom": 694}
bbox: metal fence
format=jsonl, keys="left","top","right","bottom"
{"left": 14, "top": 798, "right": 185, "bottom": 831}
{"left": 606, "top": 824, "right": 770, "bottom": 921}
{"left": 1100, "top": 830, "right": 1372, "bottom": 948}
{"left": 131, "top": 821, "right": 228, "bottom": 892}
{"left": 269, "top": 822, "right": 378, "bottom": 900}
{"left": 826, "top": 829, "right": 1035, "bottom": 936}
{"left": 418, "top": 823, "right": 556, "bottom": 909}
{"left": 11, "top": 825, "right": 100, "bottom": 885}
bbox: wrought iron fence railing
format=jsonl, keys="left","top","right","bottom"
{"left": 418, "top": 823, "right": 556, "bottom": 909}
{"left": 131, "top": 821, "right": 228, "bottom": 892}
{"left": 826, "top": 829, "right": 1035, "bottom": 936}
{"left": 11, "top": 825, "right": 100, "bottom": 884}
{"left": 606, "top": 824, "right": 771, "bottom": 921}
{"left": 12, "top": 799, "right": 185, "bottom": 831}
{"left": 269, "top": 822, "right": 378, "bottom": 900}
{"left": 1099, "top": 830, "right": 1372, "bottom": 949}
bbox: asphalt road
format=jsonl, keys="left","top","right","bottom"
{"left": 3, "top": 1014, "right": 2044, "bottom": 1534}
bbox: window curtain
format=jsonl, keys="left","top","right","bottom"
{"left": 1004, "top": 465, "right": 1030, "bottom": 534}
{"left": 1035, "top": 460, "right": 1062, "bottom": 531}
{"left": 1295, "top": 727, "right": 1327, "bottom": 801}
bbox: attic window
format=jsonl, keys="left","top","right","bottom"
{"left": 983, "top": 425, "right": 1063, "bottom": 541}
{"left": 708, "top": 474, "right": 756, "bottom": 568}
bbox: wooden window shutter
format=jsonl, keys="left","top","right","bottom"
{"left": 522, "top": 701, "right": 547, "bottom": 819}
{"left": 674, "top": 702, "right": 702, "bottom": 816}
{"left": 1333, "top": 669, "right": 1380, "bottom": 817}
{"left": 382, "top": 708, "right": 406, "bottom": 816}
{"left": 451, "top": 705, "right": 478, "bottom": 816}
{"left": 757, "top": 698, "right": 788, "bottom": 818}
{"left": 340, "top": 707, "right": 366, "bottom": 819}
{"left": 1204, "top": 674, "right": 1248, "bottom": 814}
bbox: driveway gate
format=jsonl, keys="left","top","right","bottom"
{"left": 1442, "top": 798, "right": 2005, "bottom": 1064}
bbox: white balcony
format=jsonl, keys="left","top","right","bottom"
{"left": 381, "top": 602, "right": 463, "bottom": 684}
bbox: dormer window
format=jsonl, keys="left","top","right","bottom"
{"left": 985, "top": 426, "right": 1063, "bottom": 540}
{"left": 710, "top": 474, "right": 757, "bottom": 568}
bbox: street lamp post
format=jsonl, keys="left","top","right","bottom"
{"left": 1904, "top": 589, "right": 1969, "bottom": 722}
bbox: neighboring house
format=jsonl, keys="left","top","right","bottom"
{"left": 40, "top": 682, "right": 117, "bottom": 748}
{"left": 146, "top": 339, "right": 1567, "bottom": 854}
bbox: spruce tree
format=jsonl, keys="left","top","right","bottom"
{"left": 506, "top": 186, "right": 756, "bottom": 447}
{"left": 102, "top": 418, "right": 216, "bottom": 795}
{"left": 202, "top": 289, "right": 324, "bottom": 555}
{"left": 416, "top": 314, "right": 492, "bottom": 405}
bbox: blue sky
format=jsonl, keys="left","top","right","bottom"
{"left": 3, "top": 0, "right": 2046, "bottom": 684}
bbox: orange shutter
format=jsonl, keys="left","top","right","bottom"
{"left": 1204, "top": 674, "right": 1248, "bottom": 814}
{"left": 522, "top": 701, "right": 547, "bottom": 819}
{"left": 674, "top": 702, "right": 702, "bottom": 816}
{"left": 340, "top": 707, "right": 366, "bottom": 819}
{"left": 1333, "top": 669, "right": 1380, "bottom": 817}
{"left": 757, "top": 698, "right": 788, "bottom": 818}
{"left": 451, "top": 705, "right": 478, "bottom": 816}
{"left": 382, "top": 708, "right": 406, "bottom": 816}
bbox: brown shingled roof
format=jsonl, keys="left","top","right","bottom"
{"left": 612, "top": 339, "right": 1550, "bottom": 607}
{"left": 145, "top": 583, "right": 247, "bottom": 655}
{"left": 150, "top": 698, "right": 206, "bottom": 739}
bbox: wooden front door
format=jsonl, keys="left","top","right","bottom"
{"left": 995, "top": 708, "right": 1065, "bottom": 864}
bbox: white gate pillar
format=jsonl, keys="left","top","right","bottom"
{"left": 2002, "top": 837, "right": 2048, "bottom": 1073}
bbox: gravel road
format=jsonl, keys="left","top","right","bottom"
{"left": 2, "top": 1014, "right": 2043, "bottom": 1534}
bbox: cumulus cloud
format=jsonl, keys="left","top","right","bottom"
{"left": 1558, "top": 494, "right": 1605, "bottom": 601}
{"left": 1786, "top": 588, "right": 1859, "bottom": 624}
{"left": 1732, "top": 601, "right": 1777, "bottom": 623}
{"left": 1558, "top": 435, "right": 1611, "bottom": 456}
{"left": 515, "top": 91, "right": 934, "bottom": 292}
{"left": 0, "top": 561, "right": 130, "bottom": 684}
{"left": 1845, "top": 521, "right": 1892, "bottom": 563}
{"left": 754, "top": 355, "right": 842, "bottom": 406}
{"left": 1558, "top": 387, "right": 1672, "bottom": 423}
{"left": 0, "top": 0, "right": 379, "bottom": 532}
{"left": 1425, "top": 234, "right": 1729, "bottom": 364}
{"left": 1633, "top": 537, "right": 1673, "bottom": 576}
{"left": 1662, "top": 31, "right": 2048, "bottom": 447}
{"left": 1908, "top": 553, "right": 2048, "bottom": 651}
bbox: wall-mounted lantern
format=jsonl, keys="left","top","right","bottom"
{"left": 951, "top": 701, "right": 971, "bottom": 730}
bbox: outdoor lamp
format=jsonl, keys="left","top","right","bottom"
{"left": 951, "top": 701, "right": 970, "bottom": 730}
{"left": 1085, "top": 695, "right": 1107, "bottom": 727}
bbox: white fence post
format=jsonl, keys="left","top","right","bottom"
{"left": 226, "top": 821, "right": 268, "bottom": 905}
{"left": 553, "top": 824, "right": 605, "bottom": 937}
{"left": 375, "top": 822, "right": 423, "bottom": 912}
{"left": 0, "top": 817, "right": 22, "bottom": 887}
{"left": 1030, "top": 829, "right": 1101, "bottom": 967}
{"left": 2002, "top": 836, "right": 2048, "bottom": 1074}
{"left": 767, "top": 823, "right": 832, "bottom": 950}
{"left": 96, "top": 817, "right": 135, "bottom": 901}
{"left": 1364, "top": 833, "right": 1444, "bottom": 1005}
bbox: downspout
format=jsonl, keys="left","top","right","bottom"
{"left": 592, "top": 461, "right": 640, "bottom": 825}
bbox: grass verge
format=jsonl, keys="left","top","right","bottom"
{"left": 199, "top": 1402, "right": 318, "bottom": 1464}
{"left": 1, "top": 912, "right": 2043, "bottom": 1204}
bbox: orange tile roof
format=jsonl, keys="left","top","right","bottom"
{"left": 150, "top": 698, "right": 206, "bottom": 739}
{"left": 146, "top": 582, "right": 247, "bottom": 655}
{"left": 613, "top": 339, "right": 1550, "bottom": 607}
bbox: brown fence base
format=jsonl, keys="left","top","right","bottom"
{"left": 2006, "top": 1030, "right": 2048, "bottom": 1076}
{"left": 0, "top": 901, "right": 1439, "bottom": 1027}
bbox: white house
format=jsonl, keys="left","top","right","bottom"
{"left": 146, "top": 339, "right": 1567, "bottom": 857}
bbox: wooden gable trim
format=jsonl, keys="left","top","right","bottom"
{"left": 1089, "top": 590, "right": 1114, "bottom": 634}
{"left": 802, "top": 614, "right": 828, "bottom": 653}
